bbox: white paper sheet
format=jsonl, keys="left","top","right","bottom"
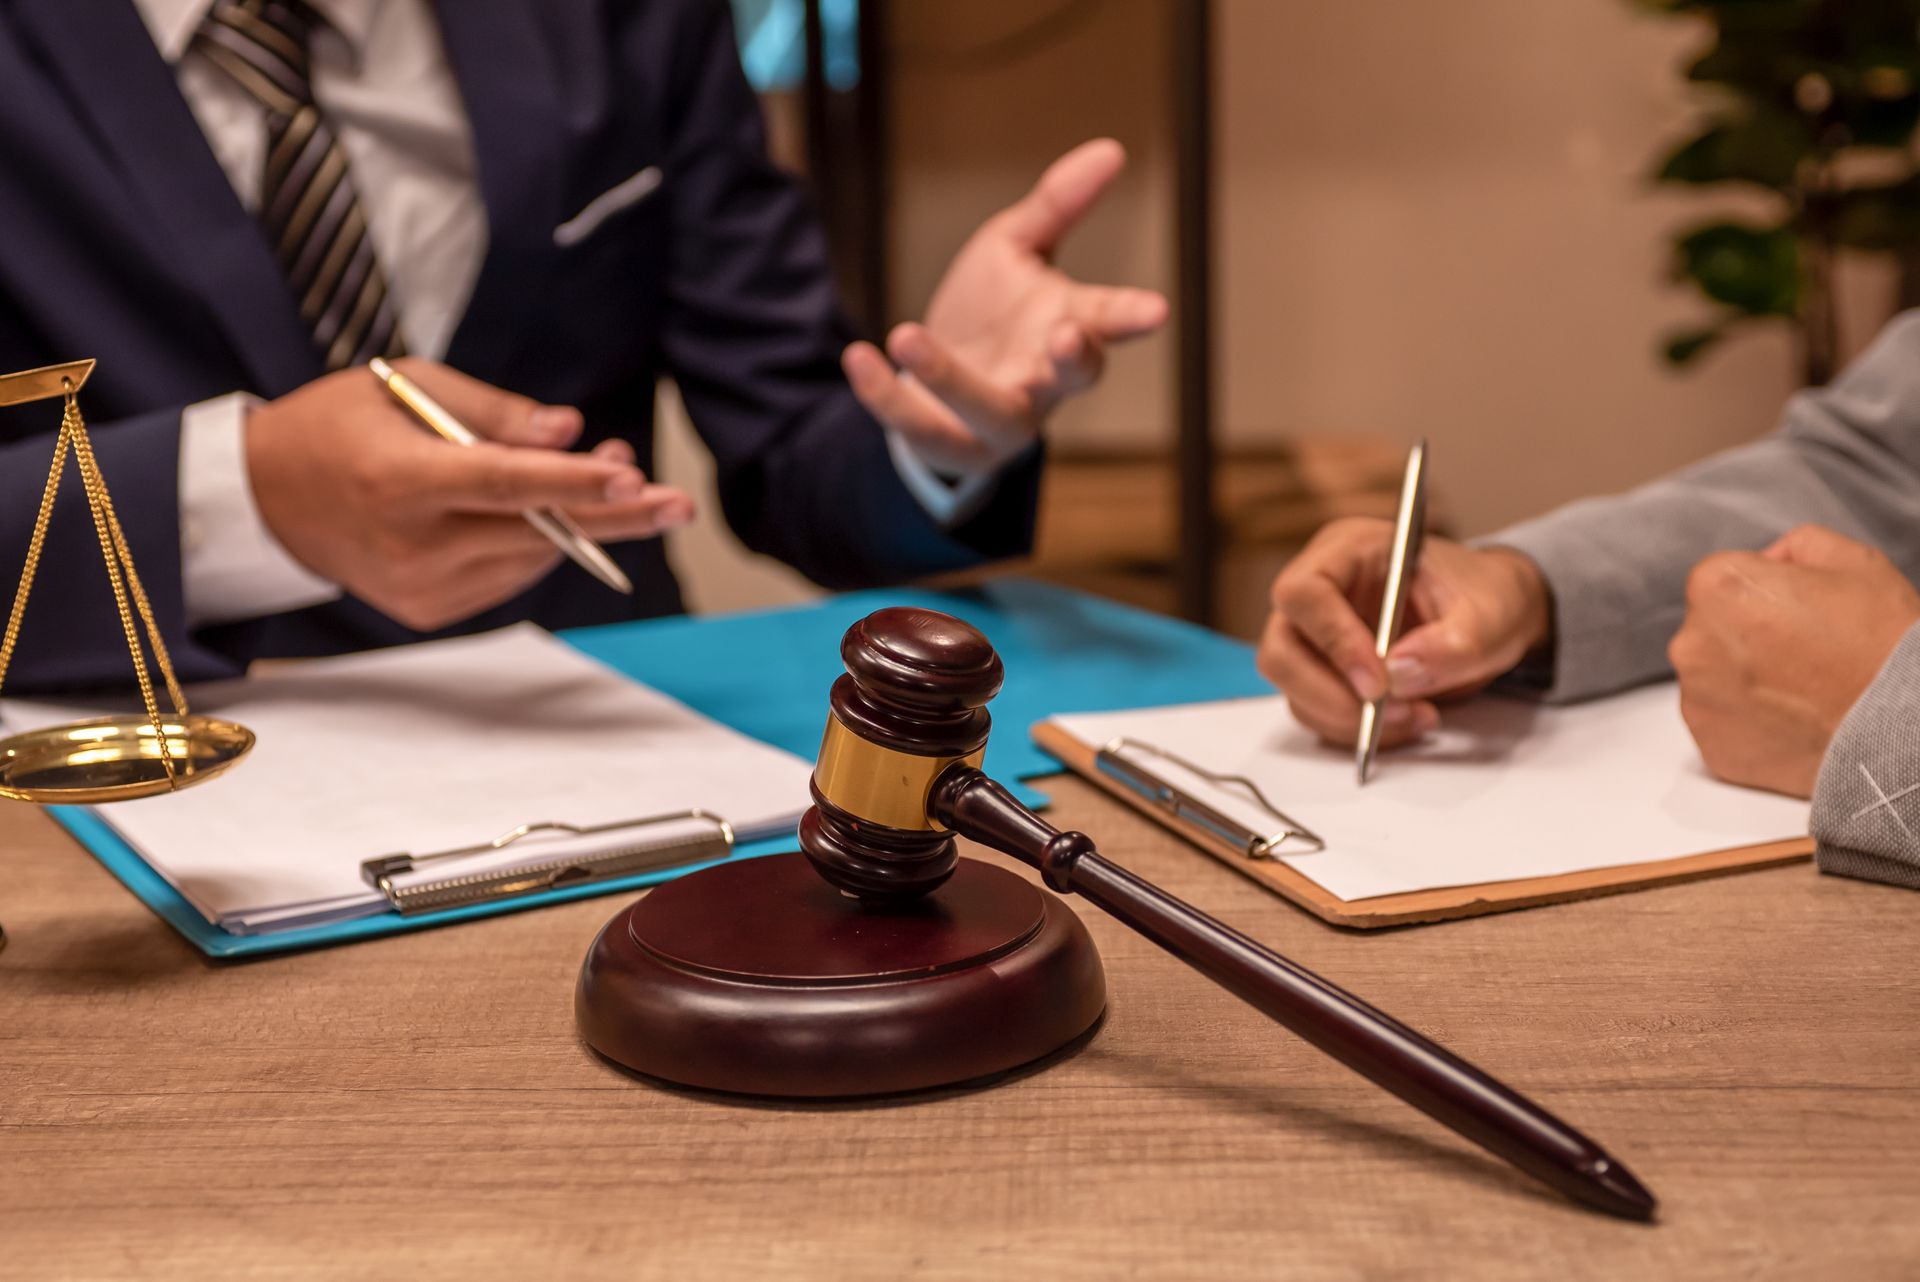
{"left": 3, "top": 625, "right": 814, "bottom": 930}
{"left": 1049, "top": 685, "right": 1810, "bottom": 902}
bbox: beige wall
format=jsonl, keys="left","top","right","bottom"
{"left": 665, "top": 1, "right": 1903, "bottom": 609}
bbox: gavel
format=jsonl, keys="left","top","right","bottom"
{"left": 579, "top": 607, "right": 1656, "bottom": 1221}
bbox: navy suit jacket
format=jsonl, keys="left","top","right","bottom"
{"left": 0, "top": 0, "right": 1039, "bottom": 693}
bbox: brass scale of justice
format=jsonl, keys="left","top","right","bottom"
{"left": 0, "top": 360, "right": 256, "bottom": 950}
{"left": 0, "top": 362, "right": 1655, "bottom": 1218}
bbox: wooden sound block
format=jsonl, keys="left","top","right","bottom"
{"left": 576, "top": 853, "right": 1107, "bottom": 1098}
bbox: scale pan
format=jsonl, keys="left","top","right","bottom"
{"left": 0, "top": 714, "right": 254, "bottom": 804}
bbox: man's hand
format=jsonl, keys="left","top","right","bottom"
{"left": 841, "top": 138, "right": 1169, "bottom": 477}
{"left": 245, "top": 359, "right": 695, "bottom": 631}
{"left": 1258, "top": 517, "right": 1553, "bottom": 748}
{"left": 1670, "top": 525, "right": 1920, "bottom": 798}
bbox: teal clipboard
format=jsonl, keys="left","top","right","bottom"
{"left": 51, "top": 580, "right": 1266, "bottom": 958}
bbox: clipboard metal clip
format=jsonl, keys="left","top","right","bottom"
{"left": 359, "top": 809, "right": 735, "bottom": 916}
{"left": 1095, "top": 738, "right": 1326, "bottom": 861}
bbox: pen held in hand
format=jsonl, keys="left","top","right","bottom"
{"left": 1356, "top": 439, "right": 1428, "bottom": 785}
{"left": 368, "top": 357, "right": 634, "bottom": 596}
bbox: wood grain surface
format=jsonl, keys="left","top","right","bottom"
{"left": 2, "top": 777, "right": 1916, "bottom": 1281}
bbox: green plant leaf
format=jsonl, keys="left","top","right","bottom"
{"left": 1662, "top": 325, "right": 1729, "bottom": 365}
{"left": 1654, "top": 113, "right": 1813, "bottom": 188}
{"left": 1673, "top": 221, "right": 1799, "bottom": 316}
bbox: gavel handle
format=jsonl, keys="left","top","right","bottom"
{"left": 930, "top": 767, "right": 1656, "bottom": 1221}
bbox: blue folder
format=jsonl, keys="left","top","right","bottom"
{"left": 49, "top": 580, "right": 1268, "bottom": 957}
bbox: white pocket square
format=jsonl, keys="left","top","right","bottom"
{"left": 554, "top": 165, "right": 664, "bottom": 248}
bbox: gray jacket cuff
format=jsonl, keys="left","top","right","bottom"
{"left": 1811, "top": 622, "right": 1920, "bottom": 890}
{"left": 1474, "top": 513, "right": 1685, "bottom": 705}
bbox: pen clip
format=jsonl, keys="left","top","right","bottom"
{"left": 1095, "top": 737, "right": 1326, "bottom": 860}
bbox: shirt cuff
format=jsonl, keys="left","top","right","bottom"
{"left": 885, "top": 429, "right": 1006, "bottom": 529}
{"left": 179, "top": 392, "right": 341, "bottom": 628}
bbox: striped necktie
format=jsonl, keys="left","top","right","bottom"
{"left": 193, "top": 0, "right": 404, "bottom": 371}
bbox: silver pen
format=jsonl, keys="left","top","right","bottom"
{"left": 368, "top": 357, "right": 634, "bottom": 596}
{"left": 1356, "top": 439, "right": 1428, "bottom": 785}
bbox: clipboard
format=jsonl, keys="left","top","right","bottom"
{"left": 1032, "top": 720, "right": 1815, "bottom": 929}
{"left": 44, "top": 804, "right": 784, "bottom": 957}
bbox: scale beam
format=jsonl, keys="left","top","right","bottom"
{"left": 0, "top": 360, "right": 95, "bottom": 408}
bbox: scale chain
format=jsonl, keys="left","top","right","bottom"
{"left": 0, "top": 385, "right": 191, "bottom": 786}
{"left": 62, "top": 392, "right": 184, "bottom": 782}
{"left": 69, "top": 404, "right": 190, "bottom": 716}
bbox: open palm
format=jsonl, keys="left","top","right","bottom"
{"left": 842, "top": 139, "right": 1169, "bottom": 476}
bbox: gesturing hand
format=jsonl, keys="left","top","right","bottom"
{"left": 1670, "top": 525, "right": 1920, "bottom": 798}
{"left": 842, "top": 138, "right": 1170, "bottom": 476}
{"left": 1258, "top": 518, "right": 1554, "bottom": 749}
{"left": 245, "top": 360, "right": 695, "bottom": 632}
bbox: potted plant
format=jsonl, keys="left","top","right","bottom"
{"left": 1642, "top": 0, "right": 1920, "bottom": 384}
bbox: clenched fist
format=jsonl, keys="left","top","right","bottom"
{"left": 1670, "top": 525, "right": 1920, "bottom": 797}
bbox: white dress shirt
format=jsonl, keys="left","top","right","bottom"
{"left": 133, "top": 0, "right": 992, "bottom": 629}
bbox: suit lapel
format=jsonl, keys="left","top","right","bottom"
{"left": 13, "top": 0, "right": 322, "bottom": 395}
{"left": 433, "top": 0, "right": 567, "bottom": 380}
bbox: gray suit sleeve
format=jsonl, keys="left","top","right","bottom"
{"left": 1809, "top": 624, "right": 1920, "bottom": 890}
{"left": 1485, "top": 309, "right": 1920, "bottom": 703}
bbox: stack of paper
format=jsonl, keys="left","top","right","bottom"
{"left": 3, "top": 625, "right": 815, "bottom": 933}
{"left": 1049, "top": 685, "right": 1810, "bottom": 902}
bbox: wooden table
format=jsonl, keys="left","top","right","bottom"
{"left": 2, "top": 779, "right": 1916, "bottom": 1280}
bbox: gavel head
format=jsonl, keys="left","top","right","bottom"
{"left": 800, "top": 607, "right": 1004, "bottom": 902}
